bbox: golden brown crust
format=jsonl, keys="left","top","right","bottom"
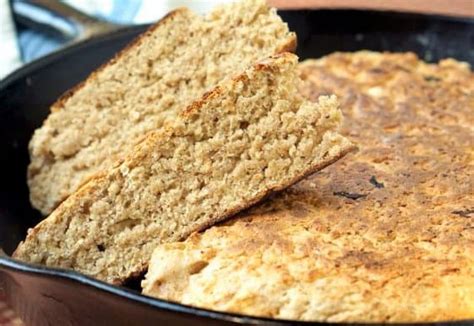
{"left": 276, "top": 33, "right": 297, "bottom": 54}
{"left": 142, "top": 51, "right": 474, "bottom": 322}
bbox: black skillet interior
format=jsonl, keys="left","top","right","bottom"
{"left": 0, "top": 10, "right": 473, "bottom": 326}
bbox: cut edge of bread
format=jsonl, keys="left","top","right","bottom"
{"left": 50, "top": 8, "right": 191, "bottom": 114}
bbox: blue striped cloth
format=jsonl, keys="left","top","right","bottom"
{"left": 17, "top": 0, "right": 143, "bottom": 62}
{"left": 16, "top": 0, "right": 232, "bottom": 63}
{"left": 0, "top": 0, "right": 231, "bottom": 78}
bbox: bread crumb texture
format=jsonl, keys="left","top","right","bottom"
{"left": 143, "top": 51, "right": 474, "bottom": 322}
{"left": 28, "top": 0, "right": 296, "bottom": 215}
{"left": 14, "top": 53, "right": 353, "bottom": 284}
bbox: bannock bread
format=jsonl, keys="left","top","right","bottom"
{"left": 28, "top": 0, "right": 296, "bottom": 215}
{"left": 142, "top": 52, "right": 474, "bottom": 322}
{"left": 14, "top": 53, "right": 354, "bottom": 284}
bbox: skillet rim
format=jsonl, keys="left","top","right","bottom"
{"left": 2, "top": 256, "right": 473, "bottom": 326}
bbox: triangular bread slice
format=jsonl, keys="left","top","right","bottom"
{"left": 14, "top": 53, "right": 355, "bottom": 284}
{"left": 28, "top": 0, "right": 297, "bottom": 215}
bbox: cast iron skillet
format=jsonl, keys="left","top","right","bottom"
{"left": 0, "top": 9, "right": 473, "bottom": 326}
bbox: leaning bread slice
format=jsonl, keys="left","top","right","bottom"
{"left": 28, "top": 0, "right": 296, "bottom": 215}
{"left": 14, "top": 53, "right": 354, "bottom": 284}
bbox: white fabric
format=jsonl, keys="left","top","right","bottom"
{"left": 0, "top": 0, "right": 21, "bottom": 79}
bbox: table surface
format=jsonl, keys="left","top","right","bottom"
{"left": 1, "top": 1, "right": 472, "bottom": 325}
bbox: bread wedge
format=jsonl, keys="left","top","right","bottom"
{"left": 14, "top": 53, "right": 354, "bottom": 284}
{"left": 28, "top": 0, "right": 296, "bottom": 215}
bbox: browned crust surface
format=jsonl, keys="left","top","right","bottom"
{"left": 142, "top": 51, "right": 474, "bottom": 322}
{"left": 276, "top": 33, "right": 297, "bottom": 54}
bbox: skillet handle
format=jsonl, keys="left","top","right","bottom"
{"left": 12, "top": 0, "right": 120, "bottom": 42}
